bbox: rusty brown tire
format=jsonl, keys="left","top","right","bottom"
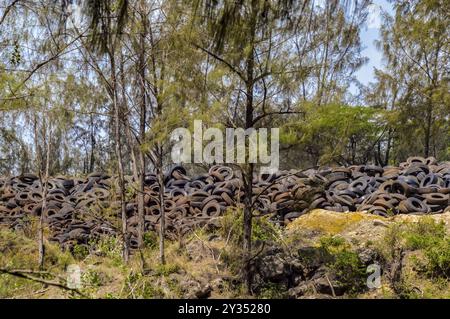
{"left": 399, "top": 198, "right": 429, "bottom": 214}
{"left": 201, "top": 201, "right": 223, "bottom": 217}
{"left": 47, "top": 193, "right": 66, "bottom": 202}
{"left": 276, "top": 199, "right": 295, "bottom": 211}
{"left": 175, "top": 196, "right": 189, "bottom": 206}
{"left": 425, "top": 157, "right": 438, "bottom": 166}
{"left": 407, "top": 156, "right": 426, "bottom": 165}
{"left": 404, "top": 164, "right": 429, "bottom": 176}
{"left": 358, "top": 204, "right": 373, "bottom": 211}
{"left": 273, "top": 191, "right": 291, "bottom": 202}
{"left": 283, "top": 211, "right": 302, "bottom": 223}
{"left": 170, "top": 188, "right": 187, "bottom": 198}
{"left": 372, "top": 198, "right": 395, "bottom": 210}
{"left": 389, "top": 193, "right": 407, "bottom": 205}
{"left": 309, "top": 197, "right": 326, "bottom": 209}
{"left": 325, "top": 172, "right": 349, "bottom": 185}
{"left": 19, "top": 173, "right": 39, "bottom": 184}
{"left": 379, "top": 180, "right": 411, "bottom": 195}
{"left": 362, "top": 165, "right": 384, "bottom": 176}
{"left": 171, "top": 170, "right": 189, "bottom": 181}
{"left": 426, "top": 204, "right": 444, "bottom": 213}
{"left": 349, "top": 179, "right": 368, "bottom": 191}
{"left": 212, "top": 187, "right": 233, "bottom": 197}
{"left": 220, "top": 192, "right": 235, "bottom": 206}
{"left": 15, "top": 192, "right": 30, "bottom": 205}
{"left": 163, "top": 199, "right": 176, "bottom": 211}
{"left": 200, "top": 195, "right": 222, "bottom": 208}
{"left": 423, "top": 193, "right": 449, "bottom": 206}
{"left": 216, "top": 166, "right": 234, "bottom": 180}
{"left": 188, "top": 206, "right": 202, "bottom": 216}
{"left": 308, "top": 173, "right": 328, "bottom": 185}
{"left": 417, "top": 186, "right": 442, "bottom": 194}
{"left": 332, "top": 194, "right": 353, "bottom": 207}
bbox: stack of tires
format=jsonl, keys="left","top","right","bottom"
{"left": 0, "top": 156, "right": 449, "bottom": 250}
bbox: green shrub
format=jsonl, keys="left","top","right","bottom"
{"left": 258, "top": 282, "right": 287, "bottom": 299}
{"left": 140, "top": 282, "right": 165, "bottom": 298}
{"left": 377, "top": 218, "right": 450, "bottom": 280}
{"left": 155, "top": 263, "right": 180, "bottom": 276}
{"left": 376, "top": 223, "right": 405, "bottom": 262}
{"left": 72, "top": 244, "right": 89, "bottom": 260}
{"left": 123, "top": 272, "right": 165, "bottom": 298}
{"left": 94, "top": 236, "right": 123, "bottom": 265}
{"left": 82, "top": 269, "right": 103, "bottom": 287}
{"left": 218, "top": 246, "right": 243, "bottom": 275}
{"left": 143, "top": 231, "right": 158, "bottom": 249}
{"left": 404, "top": 218, "right": 446, "bottom": 250}
{"left": 319, "top": 235, "right": 347, "bottom": 252}
{"left": 330, "top": 250, "right": 366, "bottom": 293}
{"left": 318, "top": 236, "right": 366, "bottom": 294}
{"left": 423, "top": 238, "right": 450, "bottom": 278}
{"left": 219, "top": 207, "right": 282, "bottom": 244}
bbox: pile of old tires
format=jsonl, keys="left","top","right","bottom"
{"left": 0, "top": 156, "right": 449, "bottom": 251}
{"left": 0, "top": 172, "right": 118, "bottom": 250}
{"left": 294, "top": 156, "right": 450, "bottom": 219}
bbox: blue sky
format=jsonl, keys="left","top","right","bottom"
{"left": 354, "top": 0, "right": 394, "bottom": 86}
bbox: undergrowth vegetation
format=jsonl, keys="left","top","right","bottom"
{"left": 375, "top": 218, "right": 450, "bottom": 298}
{"left": 0, "top": 212, "right": 449, "bottom": 299}
{"left": 318, "top": 236, "right": 367, "bottom": 295}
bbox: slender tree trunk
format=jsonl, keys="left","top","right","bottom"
{"left": 119, "top": 52, "right": 139, "bottom": 181}
{"left": 243, "top": 9, "right": 256, "bottom": 292}
{"left": 118, "top": 53, "right": 144, "bottom": 256}
{"left": 424, "top": 101, "right": 433, "bottom": 157}
{"left": 156, "top": 146, "right": 165, "bottom": 265}
{"left": 376, "top": 141, "right": 382, "bottom": 166}
{"left": 137, "top": 0, "right": 147, "bottom": 249}
{"left": 243, "top": 163, "right": 254, "bottom": 293}
{"left": 317, "top": 2, "right": 331, "bottom": 107}
{"left": 89, "top": 114, "right": 95, "bottom": 173}
{"left": 109, "top": 49, "right": 129, "bottom": 263}
{"left": 137, "top": 140, "right": 146, "bottom": 249}
{"left": 243, "top": 94, "right": 254, "bottom": 285}
{"left": 38, "top": 119, "right": 51, "bottom": 270}
{"left": 147, "top": 18, "right": 165, "bottom": 264}
{"left": 384, "top": 129, "right": 392, "bottom": 166}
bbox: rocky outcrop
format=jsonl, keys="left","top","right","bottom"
{"left": 251, "top": 210, "right": 450, "bottom": 298}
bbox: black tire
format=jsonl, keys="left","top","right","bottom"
{"left": 399, "top": 198, "right": 429, "bottom": 214}
{"left": 367, "top": 206, "right": 388, "bottom": 217}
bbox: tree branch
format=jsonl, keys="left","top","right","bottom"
{"left": 15, "top": 32, "right": 86, "bottom": 91}
{"left": 0, "top": 268, "right": 88, "bottom": 298}
{"left": 253, "top": 110, "right": 304, "bottom": 126}
{"left": 0, "top": 0, "right": 20, "bottom": 26}
{"left": 192, "top": 43, "right": 246, "bottom": 81}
